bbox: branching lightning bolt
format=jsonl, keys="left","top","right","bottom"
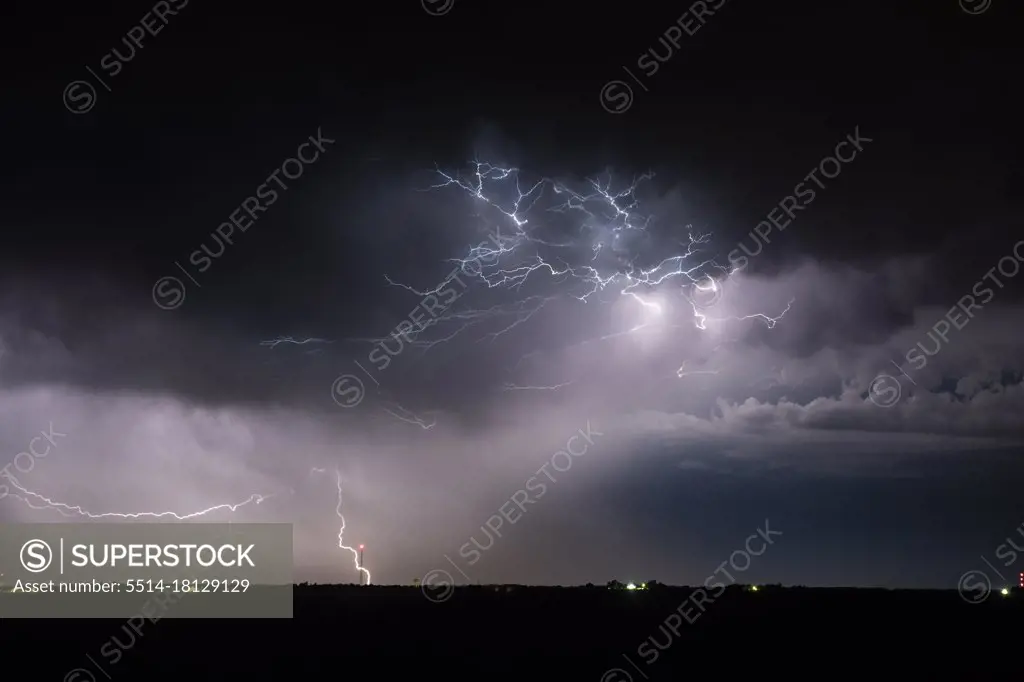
{"left": 380, "top": 402, "right": 436, "bottom": 430}
{"left": 306, "top": 159, "right": 796, "bottom": 418}
{"left": 675, "top": 361, "right": 721, "bottom": 379}
{"left": 261, "top": 337, "right": 334, "bottom": 353}
{"left": 502, "top": 381, "right": 574, "bottom": 391}
{"left": 378, "top": 161, "right": 794, "bottom": 358}
{"left": 0, "top": 472, "right": 273, "bottom": 520}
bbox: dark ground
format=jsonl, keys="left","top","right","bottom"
{"left": 3, "top": 585, "right": 1021, "bottom": 680}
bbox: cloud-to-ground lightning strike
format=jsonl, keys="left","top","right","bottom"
{"left": 326, "top": 468, "right": 371, "bottom": 585}
{"left": 0, "top": 471, "right": 273, "bottom": 519}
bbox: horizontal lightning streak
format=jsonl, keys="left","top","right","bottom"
{"left": 1, "top": 473, "right": 272, "bottom": 520}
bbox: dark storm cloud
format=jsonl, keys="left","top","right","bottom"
{"left": 2, "top": 0, "right": 1019, "bottom": 591}
{"left": 4, "top": 173, "right": 1023, "bottom": 432}
{"left": 2, "top": 154, "right": 1023, "bottom": 586}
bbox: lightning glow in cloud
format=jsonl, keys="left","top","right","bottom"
{"left": 296, "top": 161, "right": 796, "bottom": 425}
{"left": 382, "top": 162, "right": 794, "bottom": 355}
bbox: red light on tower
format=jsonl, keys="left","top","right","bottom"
{"left": 1019, "top": 572, "right": 1023, "bottom": 588}
{"left": 358, "top": 545, "right": 365, "bottom": 585}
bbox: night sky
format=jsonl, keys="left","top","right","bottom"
{"left": 2, "top": 0, "right": 1023, "bottom": 589}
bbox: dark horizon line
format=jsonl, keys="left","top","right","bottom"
{"left": 293, "top": 582, "right": 1018, "bottom": 592}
